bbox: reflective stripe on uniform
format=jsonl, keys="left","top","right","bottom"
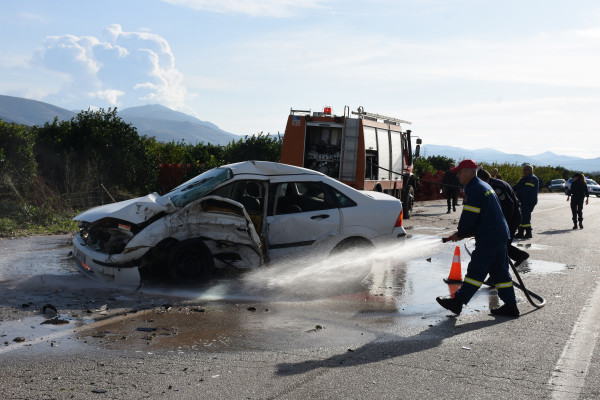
{"left": 484, "top": 190, "right": 494, "bottom": 197}
{"left": 464, "top": 276, "right": 483, "bottom": 287}
{"left": 519, "top": 223, "right": 531, "bottom": 227}
{"left": 495, "top": 281, "right": 513, "bottom": 289}
{"left": 525, "top": 182, "right": 535, "bottom": 187}
{"left": 463, "top": 205, "right": 481, "bottom": 214}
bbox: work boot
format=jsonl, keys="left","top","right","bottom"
{"left": 524, "top": 228, "right": 532, "bottom": 239}
{"left": 453, "top": 206, "right": 456, "bottom": 212}
{"left": 573, "top": 221, "right": 578, "bottom": 230}
{"left": 447, "top": 209, "right": 451, "bottom": 214}
{"left": 514, "top": 228, "right": 524, "bottom": 239}
{"left": 513, "top": 252, "right": 529, "bottom": 267}
{"left": 491, "top": 303, "right": 520, "bottom": 318}
{"left": 436, "top": 296, "right": 463, "bottom": 315}
{"left": 579, "top": 221, "right": 584, "bottom": 229}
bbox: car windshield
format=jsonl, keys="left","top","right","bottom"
{"left": 162, "top": 167, "right": 233, "bottom": 208}
{"left": 587, "top": 179, "right": 598, "bottom": 185}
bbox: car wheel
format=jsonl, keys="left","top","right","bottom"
{"left": 402, "top": 185, "right": 414, "bottom": 219}
{"left": 167, "top": 239, "right": 214, "bottom": 284}
{"left": 329, "top": 238, "right": 374, "bottom": 283}
{"left": 330, "top": 237, "right": 374, "bottom": 255}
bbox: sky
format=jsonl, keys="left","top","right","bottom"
{"left": 1, "top": 0, "right": 600, "bottom": 159}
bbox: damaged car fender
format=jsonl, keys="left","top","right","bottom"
{"left": 126, "top": 196, "right": 264, "bottom": 267}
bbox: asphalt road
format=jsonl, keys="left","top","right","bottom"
{"left": 1, "top": 192, "right": 599, "bottom": 399}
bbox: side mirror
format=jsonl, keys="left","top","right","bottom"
{"left": 414, "top": 138, "right": 422, "bottom": 158}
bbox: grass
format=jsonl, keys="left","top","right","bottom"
{"left": 0, "top": 206, "right": 78, "bottom": 238}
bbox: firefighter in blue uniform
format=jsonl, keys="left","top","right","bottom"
{"left": 436, "top": 159, "right": 519, "bottom": 318}
{"left": 512, "top": 164, "right": 539, "bottom": 239}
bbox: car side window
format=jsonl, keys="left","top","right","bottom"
{"left": 210, "top": 180, "right": 265, "bottom": 214}
{"left": 274, "top": 181, "right": 336, "bottom": 215}
{"left": 325, "top": 184, "right": 357, "bottom": 208}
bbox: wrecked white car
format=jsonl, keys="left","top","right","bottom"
{"left": 72, "top": 161, "right": 406, "bottom": 287}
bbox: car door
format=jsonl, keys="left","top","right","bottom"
{"left": 266, "top": 180, "right": 341, "bottom": 260}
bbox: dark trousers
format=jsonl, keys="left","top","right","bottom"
{"left": 520, "top": 203, "right": 535, "bottom": 228}
{"left": 446, "top": 190, "right": 458, "bottom": 210}
{"left": 570, "top": 199, "right": 584, "bottom": 222}
{"left": 455, "top": 240, "right": 516, "bottom": 305}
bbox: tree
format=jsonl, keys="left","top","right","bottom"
{"left": 34, "top": 108, "right": 158, "bottom": 196}
{"left": 0, "top": 121, "right": 37, "bottom": 201}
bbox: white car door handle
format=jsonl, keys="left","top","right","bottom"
{"left": 311, "top": 214, "right": 330, "bottom": 220}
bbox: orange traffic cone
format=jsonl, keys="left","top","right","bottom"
{"left": 443, "top": 246, "right": 463, "bottom": 284}
{"left": 447, "top": 283, "right": 461, "bottom": 298}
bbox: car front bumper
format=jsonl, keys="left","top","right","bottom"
{"left": 72, "top": 234, "right": 143, "bottom": 288}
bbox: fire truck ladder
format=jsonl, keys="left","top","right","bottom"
{"left": 351, "top": 106, "right": 412, "bottom": 126}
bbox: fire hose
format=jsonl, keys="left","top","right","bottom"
{"left": 443, "top": 237, "right": 546, "bottom": 308}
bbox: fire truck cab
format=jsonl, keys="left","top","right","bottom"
{"left": 280, "top": 106, "right": 421, "bottom": 218}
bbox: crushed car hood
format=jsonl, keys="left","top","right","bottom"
{"left": 73, "top": 193, "right": 176, "bottom": 224}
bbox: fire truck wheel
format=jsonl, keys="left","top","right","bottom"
{"left": 402, "top": 185, "right": 414, "bottom": 219}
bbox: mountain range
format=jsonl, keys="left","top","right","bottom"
{"left": 1, "top": 94, "right": 598, "bottom": 172}
{"left": 421, "top": 144, "right": 600, "bottom": 174}
{"left": 0, "top": 95, "right": 241, "bottom": 146}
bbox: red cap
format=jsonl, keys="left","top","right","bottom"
{"left": 451, "top": 159, "right": 478, "bottom": 173}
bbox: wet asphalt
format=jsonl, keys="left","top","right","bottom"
{"left": 1, "top": 194, "right": 599, "bottom": 399}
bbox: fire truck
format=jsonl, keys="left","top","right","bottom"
{"left": 280, "top": 106, "right": 421, "bottom": 218}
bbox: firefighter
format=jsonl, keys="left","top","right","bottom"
{"left": 436, "top": 159, "right": 519, "bottom": 318}
{"left": 512, "top": 164, "right": 539, "bottom": 239}
{"left": 566, "top": 173, "right": 589, "bottom": 229}
{"left": 477, "top": 169, "right": 529, "bottom": 266}
{"left": 442, "top": 164, "right": 460, "bottom": 213}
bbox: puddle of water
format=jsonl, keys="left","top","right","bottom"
{"left": 0, "top": 315, "right": 85, "bottom": 355}
{"left": 0, "top": 234, "right": 566, "bottom": 354}
{"left": 515, "top": 243, "right": 550, "bottom": 251}
{"left": 0, "top": 235, "right": 76, "bottom": 281}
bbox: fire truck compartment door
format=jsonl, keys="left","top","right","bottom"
{"left": 340, "top": 118, "right": 359, "bottom": 181}
{"left": 266, "top": 209, "right": 341, "bottom": 256}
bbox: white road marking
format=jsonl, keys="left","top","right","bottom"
{"left": 549, "top": 279, "right": 600, "bottom": 399}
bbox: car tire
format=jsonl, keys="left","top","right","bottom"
{"left": 330, "top": 237, "right": 373, "bottom": 255}
{"left": 329, "top": 238, "right": 374, "bottom": 284}
{"left": 402, "top": 185, "right": 414, "bottom": 219}
{"left": 167, "top": 239, "right": 214, "bottom": 284}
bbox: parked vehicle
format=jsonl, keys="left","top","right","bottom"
{"left": 280, "top": 106, "right": 421, "bottom": 218}
{"left": 72, "top": 161, "right": 406, "bottom": 287}
{"left": 548, "top": 179, "right": 566, "bottom": 192}
{"left": 565, "top": 177, "right": 600, "bottom": 197}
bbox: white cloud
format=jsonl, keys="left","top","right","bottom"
{"left": 91, "top": 89, "right": 126, "bottom": 104}
{"left": 160, "top": 0, "right": 329, "bottom": 17}
{"left": 32, "top": 24, "right": 188, "bottom": 110}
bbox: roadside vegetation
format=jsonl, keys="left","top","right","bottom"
{"left": 1, "top": 110, "right": 596, "bottom": 237}
{"left": 0, "top": 109, "right": 281, "bottom": 237}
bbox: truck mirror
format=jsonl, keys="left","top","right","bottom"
{"left": 414, "top": 144, "right": 421, "bottom": 158}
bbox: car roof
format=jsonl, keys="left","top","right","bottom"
{"left": 225, "top": 160, "right": 323, "bottom": 177}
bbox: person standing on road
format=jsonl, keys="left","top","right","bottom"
{"left": 492, "top": 168, "right": 502, "bottom": 180}
{"left": 442, "top": 164, "right": 460, "bottom": 213}
{"left": 477, "top": 169, "right": 529, "bottom": 266}
{"left": 436, "top": 159, "right": 519, "bottom": 318}
{"left": 513, "top": 164, "right": 539, "bottom": 239}
{"left": 566, "top": 173, "right": 589, "bottom": 229}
